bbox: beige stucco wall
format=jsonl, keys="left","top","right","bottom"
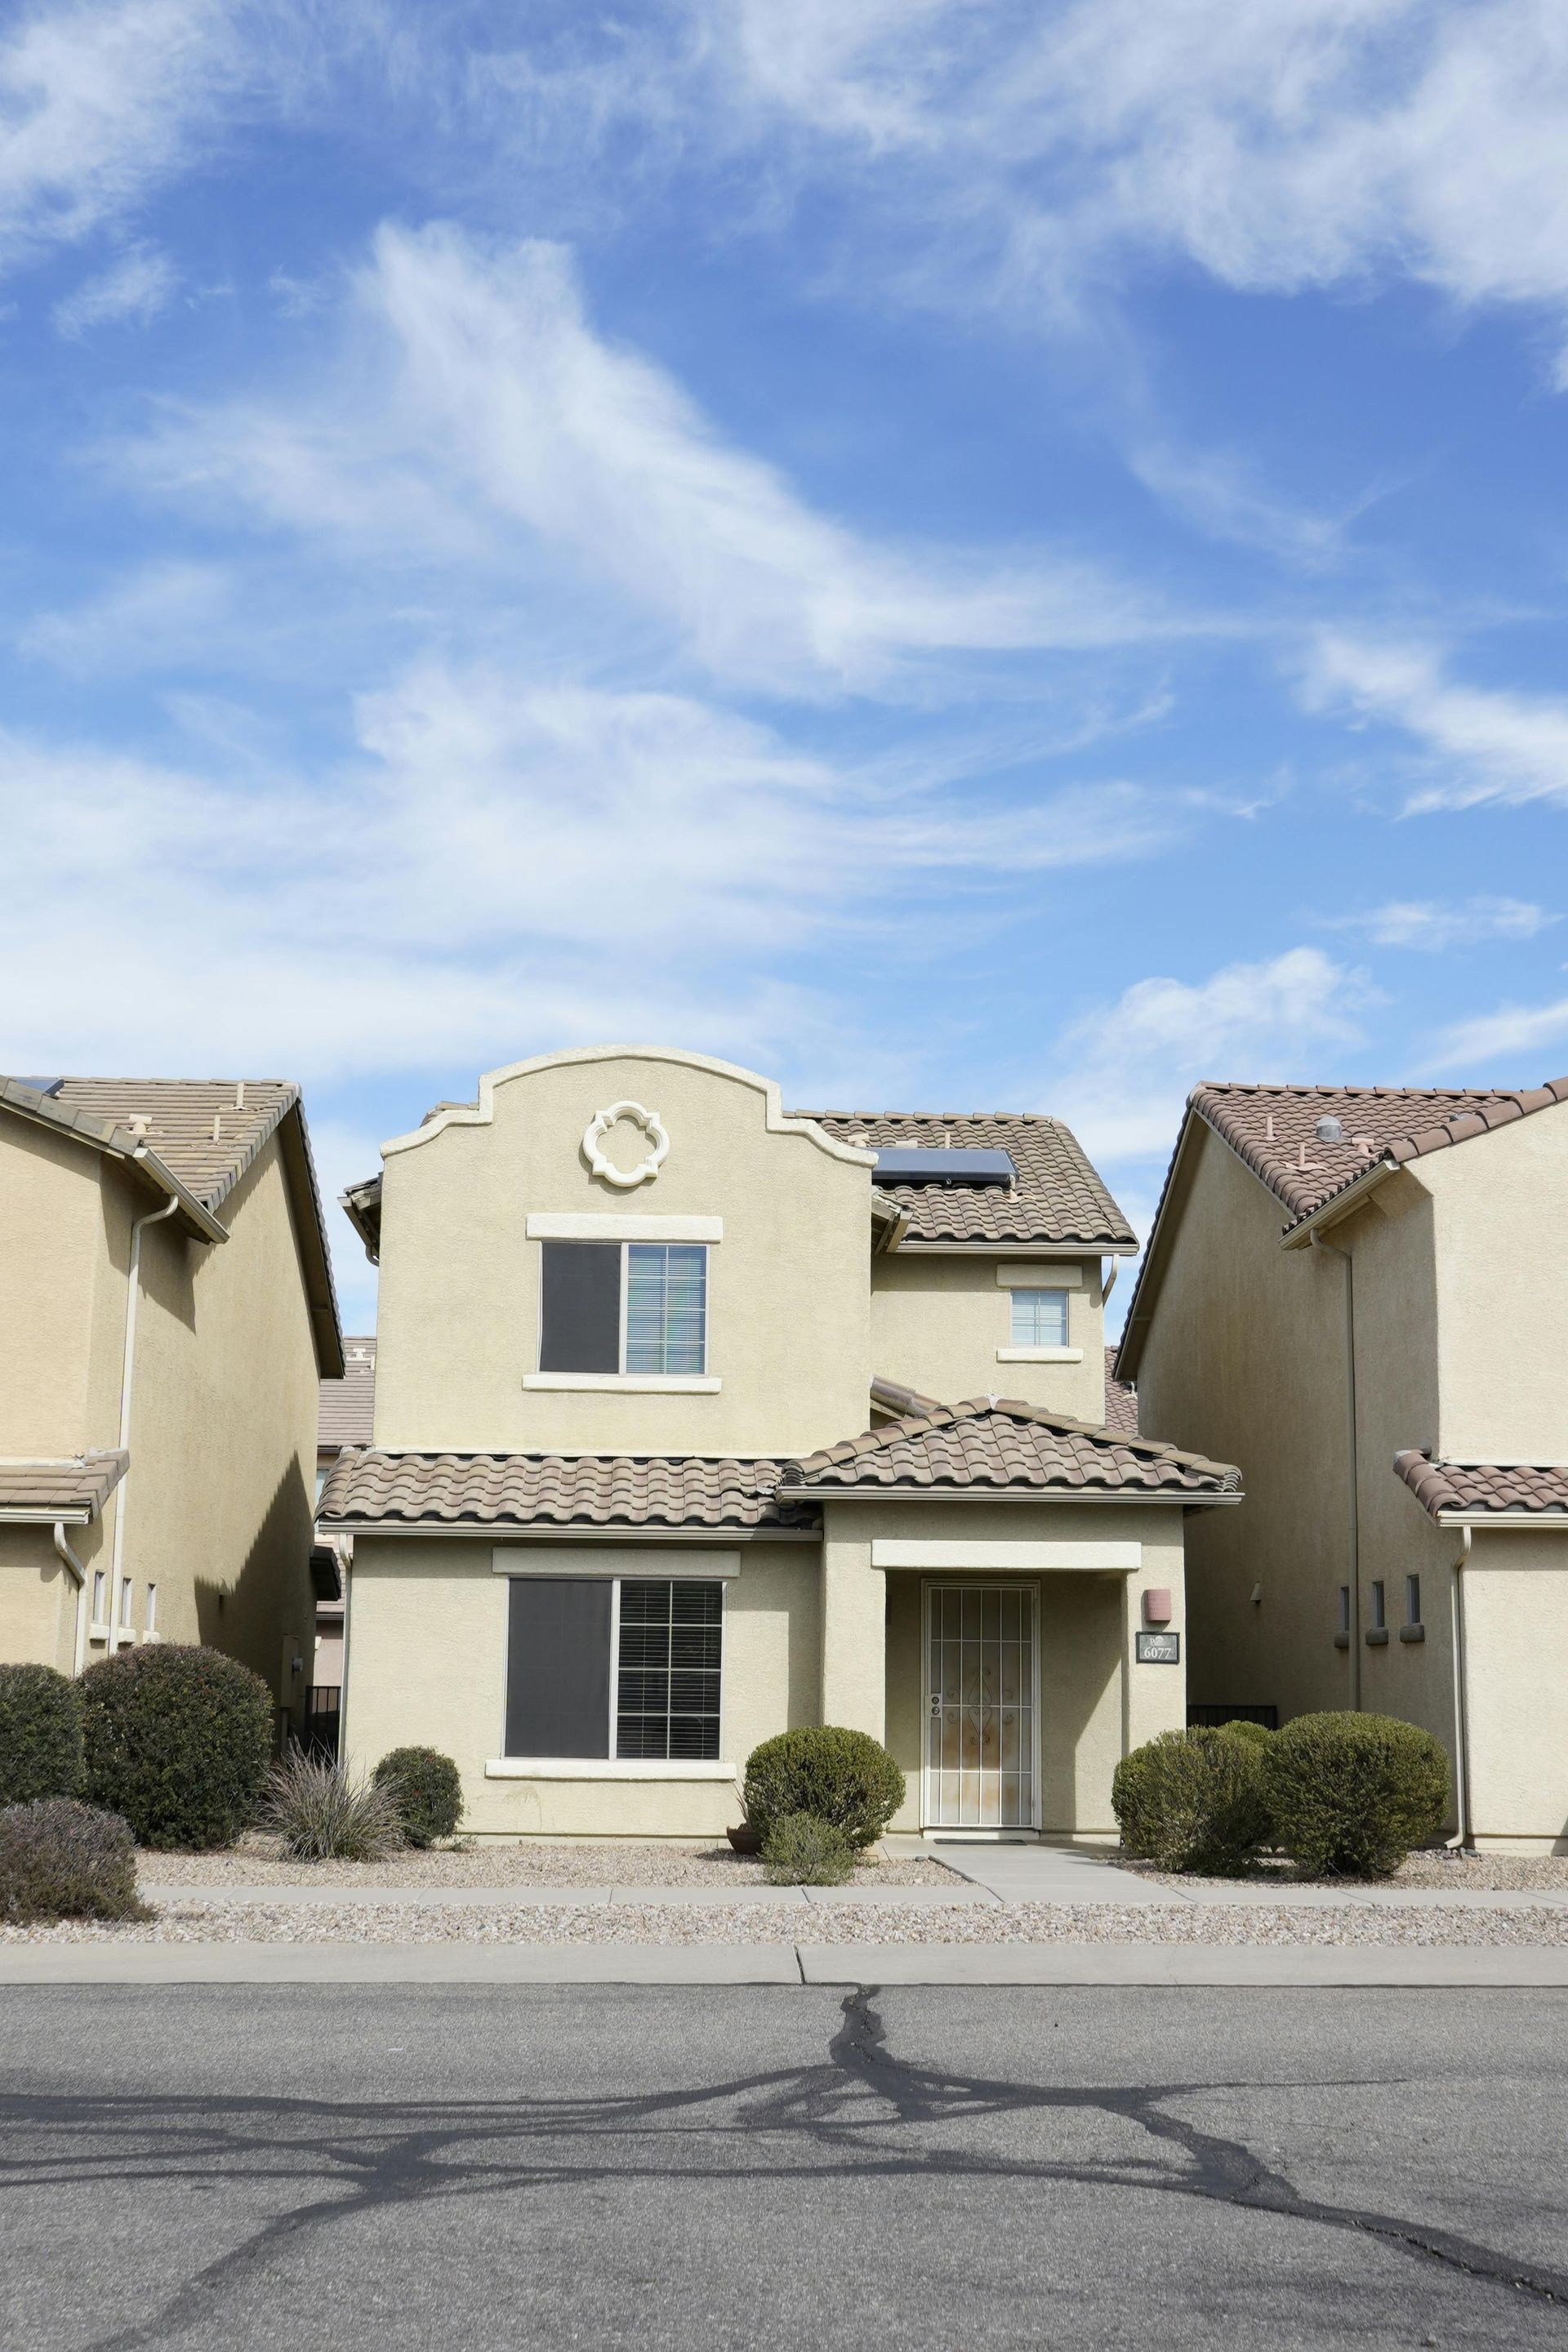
{"left": 870, "top": 1254, "right": 1106, "bottom": 1418}
{"left": 826, "top": 1497, "right": 1188, "bottom": 1838}
{"left": 1461, "top": 1530, "right": 1568, "bottom": 1853}
{"left": 0, "top": 1521, "right": 109, "bottom": 1677}
{"left": 372, "top": 1051, "right": 874, "bottom": 1459}
{"left": 342, "top": 1534, "right": 822, "bottom": 1838}
{"left": 1419, "top": 1099, "right": 1568, "bottom": 1464}
{"left": 0, "top": 1119, "right": 123, "bottom": 1454}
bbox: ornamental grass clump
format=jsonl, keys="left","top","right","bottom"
{"left": 0, "top": 1663, "right": 85, "bottom": 1807}
{"left": 82, "top": 1644, "right": 273, "bottom": 1850}
{"left": 1111, "top": 1726, "right": 1272, "bottom": 1874}
{"left": 265, "top": 1751, "right": 405, "bottom": 1863}
{"left": 1264, "top": 1711, "right": 1449, "bottom": 1879}
{"left": 760, "top": 1811, "right": 857, "bottom": 1886}
{"left": 372, "top": 1747, "right": 463, "bottom": 1847}
{"left": 742, "top": 1727, "right": 905, "bottom": 1851}
{"left": 0, "top": 1799, "right": 148, "bottom": 1923}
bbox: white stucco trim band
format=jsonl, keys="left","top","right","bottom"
{"left": 899, "top": 1241, "right": 1138, "bottom": 1257}
{"left": 320, "top": 1521, "right": 817, "bottom": 1542}
{"left": 523, "top": 1374, "right": 721, "bottom": 1393}
{"left": 1433, "top": 1513, "right": 1568, "bottom": 1530}
{"left": 996, "top": 1347, "right": 1083, "bottom": 1363}
{"left": 791, "top": 1486, "right": 1241, "bottom": 1506}
{"left": 872, "top": 1539, "right": 1140, "bottom": 1570}
{"left": 492, "top": 1546, "right": 740, "bottom": 1577}
{"left": 525, "top": 1214, "right": 724, "bottom": 1241}
{"left": 484, "top": 1759, "right": 736, "bottom": 1780}
{"left": 996, "top": 1264, "right": 1084, "bottom": 1287}
{"left": 0, "top": 1506, "right": 95, "bottom": 1525}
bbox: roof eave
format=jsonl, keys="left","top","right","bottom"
{"left": 779, "top": 1483, "right": 1240, "bottom": 1506}
{"left": 1277, "top": 1156, "right": 1397, "bottom": 1250}
{"left": 1437, "top": 1510, "right": 1568, "bottom": 1531}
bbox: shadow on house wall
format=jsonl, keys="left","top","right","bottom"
{"left": 195, "top": 1457, "right": 316, "bottom": 1729}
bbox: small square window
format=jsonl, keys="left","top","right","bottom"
{"left": 1010, "top": 1289, "right": 1068, "bottom": 1348}
{"left": 1405, "top": 1574, "right": 1420, "bottom": 1626}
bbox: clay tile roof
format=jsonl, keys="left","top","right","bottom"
{"left": 781, "top": 1396, "right": 1237, "bottom": 1500}
{"left": 1190, "top": 1077, "right": 1568, "bottom": 1230}
{"left": 319, "top": 1339, "right": 376, "bottom": 1450}
{"left": 1102, "top": 1348, "right": 1138, "bottom": 1436}
{"left": 0, "top": 1451, "right": 128, "bottom": 1521}
{"left": 1394, "top": 1451, "right": 1568, "bottom": 1522}
{"left": 317, "top": 1450, "right": 817, "bottom": 1532}
{"left": 798, "top": 1111, "right": 1137, "bottom": 1249}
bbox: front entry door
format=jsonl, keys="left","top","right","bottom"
{"left": 924, "top": 1584, "right": 1037, "bottom": 1830}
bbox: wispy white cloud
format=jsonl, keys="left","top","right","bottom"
{"left": 17, "top": 559, "right": 227, "bottom": 669}
{"left": 1321, "top": 895, "right": 1555, "bottom": 951}
{"left": 1125, "top": 437, "right": 1376, "bottom": 568}
{"left": 1423, "top": 995, "right": 1568, "bottom": 1071}
{"left": 1046, "top": 945, "right": 1371, "bottom": 1165}
{"left": 1303, "top": 635, "right": 1568, "bottom": 809}
{"left": 119, "top": 222, "right": 1183, "bottom": 698}
{"left": 51, "top": 239, "right": 177, "bottom": 336}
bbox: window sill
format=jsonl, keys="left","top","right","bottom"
{"left": 1399, "top": 1623, "right": 1426, "bottom": 1643}
{"left": 523, "top": 1374, "right": 721, "bottom": 1393}
{"left": 1365, "top": 1627, "right": 1389, "bottom": 1646}
{"left": 485, "top": 1758, "right": 735, "bottom": 1781}
{"left": 1334, "top": 1632, "right": 1350, "bottom": 1649}
{"left": 996, "top": 1347, "right": 1083, "bottom": 1364}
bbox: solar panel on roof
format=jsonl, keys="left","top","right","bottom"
{"left": 871, "top": 1147, "right": 1016, "bottom": 1187}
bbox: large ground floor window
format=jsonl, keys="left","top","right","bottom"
{"left": 504, "top": 1575, "right": 724, "bottom": 1762}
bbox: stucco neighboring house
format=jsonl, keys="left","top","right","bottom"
{"left": 320, "top": 1046, "right": 1239, "bottom": 1842}
{"left": 0, "top": 1076, "right": 344, "bottom": 1733}
{"left": 309, "top": 1336, "right": 376, "bottom": 1741}
{"left": 1116, "top": 1076, "right": 1568, "bottom": 1854}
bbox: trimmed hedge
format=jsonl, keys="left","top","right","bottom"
{"left": 742, "top": 1727, "right": 905, "bottom": 1851}
{"left": 1217, "top": 1718, "right": 1274, "bottom": 1753}
{"left": 761, "top": 1811, "right": 857, "bottom": 1886}
{"left": 373, "top": 1748, "right": 463, "bottom": 1848}
{"left": 1265, "top": 1711, "right": 1449, "bottom": 1878}
{"left": 1112, "top": 1727, "right": 1272, "bottom": 1874}
{"left": 82, "top": 1644, "right": 274, "bottom": 1850}
{"left": 0, "top": 1663, "right": 84, "bottom": 1806}
{"left": 0, "top": 1798, "right": 147, "bottom": 1923}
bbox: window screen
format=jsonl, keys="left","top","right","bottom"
{"left": 1010, "top": 1288, "right": 1068, "bottom": 1347}
{"left": 616, "top": 1580, "right": 723, "bottom": 1759}
{"left": 505, "top": 1578, "right": 612, "bottom": 1757}
{"left": 539, "top": 1242, "right": 621, "bottom": 1374}
{"left": 626, "top": 1245, "right": 706, "bottom": 1374}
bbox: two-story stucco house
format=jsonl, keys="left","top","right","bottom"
{"left": 1116, "top": 1076, "right": 1568, "bottom": 1855}
{"left": 0, "top": 1076, "right": 343, "bottom": 1731}
{"left": 320, "top": 1047, "right": 1239, "bottom": 1842}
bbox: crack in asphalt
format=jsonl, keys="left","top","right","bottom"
{"left": 2, "top": 1990, "right": 1564, "bottom": 2347}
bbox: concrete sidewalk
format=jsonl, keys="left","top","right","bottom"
{"left": 137, "top": 1881, "right": 996, "bottom": 1909}
{"left": 901, "top": 1840, "right": 1568, "bottom": 1910}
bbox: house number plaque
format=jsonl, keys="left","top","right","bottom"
{"left": 1135, "top": 1631, "right": 1180, "bottom": 1664}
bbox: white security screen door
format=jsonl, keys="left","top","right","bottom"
{"left": 924, "top": 1584, "right": 1037, "bottom": 1829}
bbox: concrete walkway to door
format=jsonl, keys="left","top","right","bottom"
{"left": 885, "top": 1838, "right": 1169, "bottom": 1904}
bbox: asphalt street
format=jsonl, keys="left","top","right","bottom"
{"left": 2, "top": 1984, "right": 1566, "bottom": 2350}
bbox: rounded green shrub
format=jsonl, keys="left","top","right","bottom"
{"left": 0, "top": 1663, "right": 84, "bottom": 1806}
{"left": 373, "top": 1747, "right": 463, "bottom": 1847}
{"left": 1265, "top": 1711, "right": 1449, "bottom": 1879}
{"left": 742, "top": 1726, "right": 905, "bottom": 1851}
{"left": 0, "top": 1798, "right": 148, "bottom": 1923}
{"left": 760, "top": 1811, "right": 857, "bottom": 1886}
{"left": 1217, "top": 1718, "right": 1274, "bottom": 1753}
{"left": 1111, "top": 1727, "right": 1272, "bottom": 1873}
{"left": 81, "top": 1644, "right": 274, "bottom": 1850}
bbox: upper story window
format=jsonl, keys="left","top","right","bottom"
{"left": 1009, "top": 1287, "right": 1068, "bottom": 1348}
{"left": 539, "top": 1241, "right": 708, "bottom": 1377}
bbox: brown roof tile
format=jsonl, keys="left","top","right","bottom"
{"left": 317, "top": 1449, "right": 816, "bottom": 1532}
{"left": 1102, "top": 1348, "right": 1138, "bottom": 1436}
{"left": 1394, "top": 1451, "right": 1568, "bottom": 1522}
{"left": 782, "top": 1396, "right": 1237, "bottom": 1500}
{"left": 0, "top": 1451, "right": 128, "bottom": 1521}
{"left": 800, "top": 1111, "right": 1136, "bottom": 1249}
{"left": 319, "top": 1339, "right": 376, "bottom": 1450}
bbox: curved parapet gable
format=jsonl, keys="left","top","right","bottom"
{"left": 381, "top": 1046, "right": 876, "bottom": 1169}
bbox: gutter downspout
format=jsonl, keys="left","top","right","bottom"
{"left": 1102, "top": 1258, "right": 1119, "bottom": 1309}
{"left": 109, "top": 1191, "right": 180, "bottom": 1644}
{"left": 1312, "top": 1230, "right": 1361, "bottom": 1711}
{"left": 52, "top": 1524, "right": 89, "bottom": 1677}
{"left": 1447, "top": 1528, "right": 1473, "bottom": 1849}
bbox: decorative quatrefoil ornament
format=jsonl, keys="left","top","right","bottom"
{"left": 581, "top": 1100, "right": 670, "bottom": 1189}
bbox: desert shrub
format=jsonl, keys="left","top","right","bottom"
{"left": 1217, "top": 1718, "right": 1274, "bottom": 1753}
{"left": 742, "top": 1727, "right": 906, "bottom": 1851}
{"left": 0, "top": 1663, "right": 85, "bottom": 1806}
{"left": 1265, "top": 1712, "right": 1449, "bottom": 1879}
{"left": 372, "top": 1747, "right": 463, "bottom": 1847}
{"left": 82, "top": 1644, "right": 273, "bottom": 1850}
{"left": 0, "top": 1798, "right": 147, "bottom": 1923}
{"left": 266, "top": 1751, "right": 404, "bottom": 1863}
{"left": 760, "top": 1811, "right": 857, "bottom": 1886}
{"left": 1111, "top": 1727, "right": 1272, "bottom": 1873}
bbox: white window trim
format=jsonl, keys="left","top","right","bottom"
{"left": 996, "top": 1346, "right": 1082, "bottom": 1364}
{"left": 523, "top": 1372, "right": 721, "bottom": 1392}
{"left": 527, "top": 1214, "right": 723, "bottom": 1241}
{"left": 484, "top": 1758, "right": 735, "bottom": 1780}
{"left": 535, "top": 1237, "right": 712, "bottom": 1383}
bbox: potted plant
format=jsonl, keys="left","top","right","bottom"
{"left": 726, "top": 1781, "right": 762, "bottom": 1855}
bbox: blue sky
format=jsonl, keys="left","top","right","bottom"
{"left": 4, "top": 1, "right": 1568, "bottom": 1330}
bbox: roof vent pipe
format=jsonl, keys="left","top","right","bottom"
{"left": 1316, "top": 1116, "right": 1345, "bottom": 1143}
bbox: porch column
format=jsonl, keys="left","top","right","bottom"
{"left": 1120, "top": 1531, "right": 1187, "bottom": 1755}
{"left": 820, "top": 1516, "right": 886, "bottom": 1740}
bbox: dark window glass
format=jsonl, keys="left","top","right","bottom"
{"left": 539, "top": 1242, "right": 621, "bottom": 1374}
{"left": 1405, "top": 1573, "right": 1421, "bottom": 1625}
{"left": 616, "top": 1580, "right": 722, "bottom": 1760}
{"left": 505, "top": 1579, "right": 612, "bottom": 1757}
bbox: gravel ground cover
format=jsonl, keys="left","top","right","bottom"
{"left": 9, "top": 1898, "right": 1568, "bottom": 1947}
{"left": 1125, "top": 1851, "right": 1568, "bottom": 1894}
{"left": 133, "top": 1835, "right": 953, "bottom": 1889}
